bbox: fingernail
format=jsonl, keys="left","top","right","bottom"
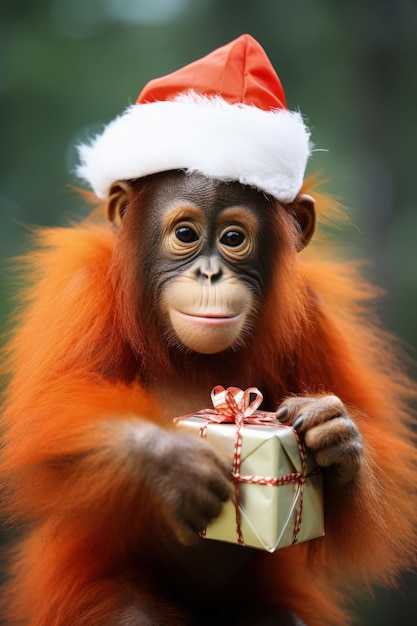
{"left": 292, "top": 416, "right": 304, "bottom": 431}
{"left": 276, "top": 406, "right": 288, "bottom": 422}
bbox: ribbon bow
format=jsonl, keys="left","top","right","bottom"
{"left": 198, "top": 385, "right": 278, "bottom": 427}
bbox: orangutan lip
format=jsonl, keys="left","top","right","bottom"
{"left": 176, "top": 311, "right": 239, "bottom": 324}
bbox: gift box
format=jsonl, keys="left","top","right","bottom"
{"left": 175, "top": 386, "right": 325, "bottom": 552}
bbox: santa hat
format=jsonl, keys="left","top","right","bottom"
{"left": 77, "top": 34, "right": 311, "bottom": 204}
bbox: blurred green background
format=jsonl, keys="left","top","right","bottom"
{"left": 1, "top": 0, "right": 417, "bottom": 624}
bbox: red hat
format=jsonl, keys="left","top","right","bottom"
{"left": 77, "top": 34, "right": 311, "bottom": 203}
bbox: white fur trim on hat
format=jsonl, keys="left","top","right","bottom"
{"left": 76, "top": 92, "right": 311, "bottom": 203}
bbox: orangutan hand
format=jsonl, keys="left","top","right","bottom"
{"left": 277, "top": 395, "right": 364, "bottom": 483}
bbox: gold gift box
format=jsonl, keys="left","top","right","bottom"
{"left": 175, "top": 388, "right": 325, "bottom": 553}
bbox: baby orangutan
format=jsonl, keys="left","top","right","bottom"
{"left": 1, "top": 35, "right": 416, "bottom": 626}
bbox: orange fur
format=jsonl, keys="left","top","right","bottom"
{"left": 1, "top": 179, "right": 416, "bottom": 625}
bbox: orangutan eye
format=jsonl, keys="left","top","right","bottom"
{"left": 175, "top": 226, "right": 199, "bottom": 243}
{"left": 220, "top": 230, "right": 245, "bottom": 247}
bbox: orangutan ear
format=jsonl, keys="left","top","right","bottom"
{"left": 106, "top": 181, "right": 132, "bottom": 232}
{"left": 289, "top": 194, "right": 316, "bottom": 251}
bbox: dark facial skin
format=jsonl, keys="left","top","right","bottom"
{"left": 111, "top": 171, "right": 277, "bottom": 354}
{"left": 143, "top": 170, "right": 274, "bottom": 288}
